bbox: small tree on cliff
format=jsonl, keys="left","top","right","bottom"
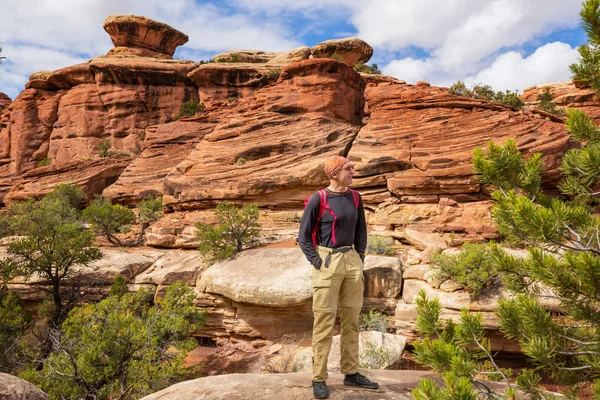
{"left": 21, "top": 280, "right": 205, "bottom": 400}
{"left": 82, "top": 196, "right": 136, "bottom": 246}
{"left": 196, "top": 201, "right": 260, "bottom": 262}
{"left": 0, "top": 184, "right": 102, "bottom": 327}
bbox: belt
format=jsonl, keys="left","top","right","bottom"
{"left": 318, "top": 246, "right": 353, "bottom": 269}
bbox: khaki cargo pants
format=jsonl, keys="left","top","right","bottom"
{"left": 311, "top": 245, "right": 364, "bottom": 382}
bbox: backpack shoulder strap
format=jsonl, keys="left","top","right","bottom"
{"left": 349, "top": 188, "right": 360, "bottom": 208}
{"left": 311, "top": 189, "right": 328, "bottom": 247}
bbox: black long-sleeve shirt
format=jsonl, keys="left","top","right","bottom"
{"left": 298, "top": 189, "right": 367, "bottom": 267}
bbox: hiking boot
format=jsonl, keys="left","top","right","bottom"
{"left": 312, "top": 381, "right": 329, "bottom": 399}
{"left": 343, "top": 372, "right": 379, "bottom": 389}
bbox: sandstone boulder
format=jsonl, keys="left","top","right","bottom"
{"left": 197, "top": 248, "right": 311, "bottom": 307}
{"left": 402, "top": 279, "right": 507, "bottom": 312}
{"left": 404, "top": 228, "right": 447, "bottom": 251}
{"left": 328, "top": 331, "right": 406, "bottom": 371}
{"left": 363, "top": 255, "right": 403, "bottom": 311}
{"left": 266, "top": 46, "right": 312, "bottom": 65}
{"left": 140, "top": 370, "right": 436, "bottom": 400}
{"left": 133, "top": 250, "right": 205, "bottom": 285}
{"left": 84, "top": 247, "right": 167, "bottom": 284}
{"left": 103, "top": 15, "right": 188, "bottom": 58}
{"left": 311, "top": 37, "right": 373, "bottom": 67}
{"left": 0, "top": 373, "right": 49, "bottom": 400}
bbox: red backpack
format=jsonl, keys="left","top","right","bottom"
{"left": 304, "top": 189, "right": 360, "bottom": 247}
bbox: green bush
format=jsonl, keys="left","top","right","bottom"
{"left": 98, "top": 139, "right": 112, "bottom": 157}
{"left": 196, "top": 202, "right": 260, "bottom": 262}
{"left": 366, "top": 235, "right": 395, "bottom": 256}
{"left": 359, "top": 341, "right": 394, "bottom": 369}
{"left": 82, "top": 197, "right": 136, "bottom": 247}
{"left": 358, "top": 308, "right": 392, "bottom": 332}
{"left": 0, "top": 290, "right": 32, "bottom": 373}
{"left": 430, "top": 243, "right": 498, "bottom": 297}
{"left": 412, "top": 290, "right": 547, "bottom": 400}
{"left": 21, "top": 281, "right": 205, "bottom": 400}
{"left": 37, "top": 158, "right": 51, "bottom": 167}
{"left": 0, "top": 211, "right": 16, "bottom": 239}
{"left": 448, "top": 81, "right": 524, "bottom": 109}
{"left": 536, "top": 86, "right": 564, "bottom": 116}
{"left": 354, "top": 62, "right": 381, "bottom": 74}
{"left": 329, "top": 52, "right": 343, "bottom": 61}
{"left": 173, "top": 100, "right": 205, "bottom": 121}
{"left": 265, "top": 68, "right": 281, "bottom": 81}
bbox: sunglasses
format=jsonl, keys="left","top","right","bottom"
{"left": 342, "top": 164, "right": 355, "bottom": 171}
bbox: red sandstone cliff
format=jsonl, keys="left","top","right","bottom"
{"left": 0, "top": 15, "right": 588, "bottom": 246}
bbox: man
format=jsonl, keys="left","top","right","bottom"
{"left": 298, "top": 155, "right": 379, "bottom": 399}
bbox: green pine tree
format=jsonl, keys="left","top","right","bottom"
{"left": 571, "top": 0, "right": 600, "bottom": 91}
{"left": 414, "top": 2, "right": 600, "bottom": 396}
{"left": 21, "top": 281, "right": 205, "bottom": 400}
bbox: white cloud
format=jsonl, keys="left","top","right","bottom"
{"left": 463, "top": 42, "right": 580, "bottom": 92}
{"left": 0, "top": 45, "right": 89, "bottom": 98}
{"left": 382, "top": 58, "right": 435, "bottom": 85}
{"left": 382, "top": 41, "right": 579, "bottom": 92}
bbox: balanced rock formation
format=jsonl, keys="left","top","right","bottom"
{"left": 103, "top": 15, "right": 188, "bottom": 58}
{"left": 311, "top": 37, "right": 374, "bottom": 67}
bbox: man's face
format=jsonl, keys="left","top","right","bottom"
{"left": 332, "top": 162, "right": 355, "bottom": 186}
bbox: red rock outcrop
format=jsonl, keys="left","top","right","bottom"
{"left": 103, "top": 15, "right": 188, "bottom": 59}
{"left": 161, "top": 58, "right": 366, "bottom": 210}
{"left": 522, "top": 81, "right": 600, "bottom": 123}
{"left": 3, "top": 157, "right": 131, "bottom": 206}
{"left": 0, "top": 15, "right": 584, "bottom": 242}
{"left": 102, "top": 119, "right": 217, "bottom": 204}
{"left": 0, "top": 16, "right": 197, "bottom": 205}
{"left": 311, "top": 37, "right": 373, "bottom": 67}
{"left": 187, "top": 63, "right": 281, "bottom": 105}
{"left": 0, "top": 92, "right": 11, "bottom": 112}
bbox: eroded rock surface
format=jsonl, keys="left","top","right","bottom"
{"left": 140, "top": 370, "right": 435, "bottom": 400}
{"left": 163, "top": 59, "right": 365, "bottom": 210}
{"left": 522, "top": 81, "right": 600, "bottom": 123}
{"left": 0, "top": 92, "right": 11, "bottom": 112}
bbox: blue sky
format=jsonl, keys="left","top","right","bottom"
{"left": 0, "top": 0, "right": 587, "bottom": 100}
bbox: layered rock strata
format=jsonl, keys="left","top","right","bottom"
{"left": 522, "top": 81, "right": 600, "bottom": 123}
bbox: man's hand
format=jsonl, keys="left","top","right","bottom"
{"left": 312, "top": 257, "right": 323, "bottom": 270}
